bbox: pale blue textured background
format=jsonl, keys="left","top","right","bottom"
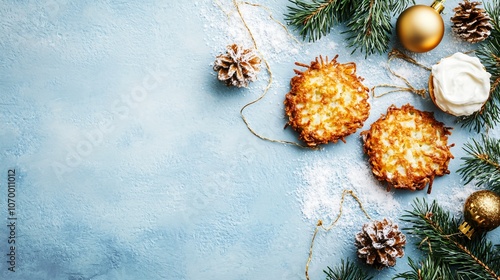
{"left": 1, "top": 0, "right": 499, "bottom": 279}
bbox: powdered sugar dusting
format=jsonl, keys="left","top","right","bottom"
{"left": 200, "top": 0, "right": 302, "bottom": 62}
{"left": 297, "top": 158, "right": 401, "bottom": 226}
{"left": 433, "top": 181, "right": 477, "bottom": 217}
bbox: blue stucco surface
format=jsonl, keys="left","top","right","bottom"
{"left": 1, "top": 0, "right": 499, "bottom": 279}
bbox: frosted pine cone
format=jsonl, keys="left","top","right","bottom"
{"left": 451, "top": 1, "right": 492, "bottom": 43}
{"left": 213, "top": 44, "right": 261, "bottom": 88}
{"left": 355, "top": 218, "right": 406, "bottom": 269}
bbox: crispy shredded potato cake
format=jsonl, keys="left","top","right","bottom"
{"left": 361, "top": 104, "right": 454, "bottom": 193}
{"left": 284, "top": 55, "right": 370, "bottom": 147}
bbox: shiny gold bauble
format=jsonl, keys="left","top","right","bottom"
{"left": 459, "top": 190, "right": 500, "bottom": 239}
{"left": 396, "top": 4, "right": 445, "bottom": 53}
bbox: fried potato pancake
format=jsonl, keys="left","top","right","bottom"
{"left": 361, "top": 104, "right": 454, "bottom": 193}
{"left": 284, "top": 55, "right": 370, "bottom": 147}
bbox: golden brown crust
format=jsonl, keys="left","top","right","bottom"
{"left": 428, "top": 74, "right": 435, "bottom": 104}
{"left": 284, "top": 55, "right": 370, "bottom": 147}
{"left": 361, "top": 104, "right": 454, "bottom": 193}
{"left": 429, "top": 74, "right": 452, "bottom": 115}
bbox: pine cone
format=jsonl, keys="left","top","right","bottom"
{"left": 355, "top": 219, "right": 406, "bottom": 269}
{"left": 213, "top": 44, "right": 261, "bottom": 88}
{"left": 451, "top": 1, "right": 493, "bottom": 43}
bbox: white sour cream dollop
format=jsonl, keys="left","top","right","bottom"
{"left": 431, "top": 52, "right": 491, "bottom": 116}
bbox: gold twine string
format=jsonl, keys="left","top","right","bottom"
{"left": 305, "top": 190, "right": 372, "bottom": 280}
{"left": 228, "top": 0, "right": 314, "bottom": 149}
{"left": 372, "top": 48, "right": 431, "bottom": 98}
{"left": 373, "top": 48, "right": 495, "bottom": 99}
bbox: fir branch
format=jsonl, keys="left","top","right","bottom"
{"left": 285, "top": 0, "right": 414, "bottom": 56}
{"left": 460, "top": 0, "right": 500, "bottom": 132}
{"left": 285, "top": 0, "right": 340, "bottom": 42}
{"left": 457, "top": 135, "right": 500, "bottom": 192}
{"left": 344, "top": 0, "right": 392, "bottom": 57}
{"left": 485, "top": 0, "right": 500, "bottom": 37}
{"left": 324, "top": 259, "right": 373, "bottom": 280}
{"left": 389, "top": 0, "right": 414, "bottom": 15}
{"left": 401, "top": 198, "right": 500, "bottom": 280}
{"left": 393, "top": 256, "right": 456, "bottom": 280}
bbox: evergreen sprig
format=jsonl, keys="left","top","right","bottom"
{"left": 393, "top": 256, "right": 456, "bottom": 280}
{"left": 457, "top": 135, "right": 500, "bottom": 192}
{"left": 286, "top": 0, "right": 340, "bottom": 43}
{"left": 400, "top": 198, "right": 500, "bottom": 279}
{"left": 322, "top": 198, "right": 500, "bottom": 279}
{"left": 460, "top": 0, "right": 500, "bottom": 132}
{"left": 285, "top": 0, "right": 414, "bottom": 56}
{"left": 324, "top": 259, "right": 373, "bottom": 280}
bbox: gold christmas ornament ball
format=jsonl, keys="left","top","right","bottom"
{"left": 396, "top": 5, "right": 445, "bottom": 53}
{"left": 459, "top": 190, "right": 500, "bottom": 239}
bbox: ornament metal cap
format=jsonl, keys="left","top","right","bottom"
{"left": 458, "top": 221, "right": 475, "bottom": 239}
{"left": 430, "top": 0, "right": 446, "bottom": 14}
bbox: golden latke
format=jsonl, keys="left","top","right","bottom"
{"left": 361, "top": 104, "right": 454, "bottom": 193}
{"left": 284, "top": 55, "right": 370, "bottom": 147}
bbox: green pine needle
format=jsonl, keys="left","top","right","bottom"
{"left": 400, "top": 198, "right": 500, "bottom": 280}
{"left": 457, "top": 135, "right": 500, "bottom": 192}
{"left": 324, "top": 197, "right": 500, "bottom": 279}
{"left": 460, "top": 0, "right": 500, "bottom": 132}
{"left": 285, "top": 0, "right": 340, "bottom": 42}
{"left": 285, "top": 0, "right": 414, "bottom": 56}
{"left": 393, "top": 256, "right": 456, "bottom": 280}
{"left": 343, "top": 0, "right": 393, "bottom": 57}
{"left": 324, "top": 259, "right": 373, "bottom": 280}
